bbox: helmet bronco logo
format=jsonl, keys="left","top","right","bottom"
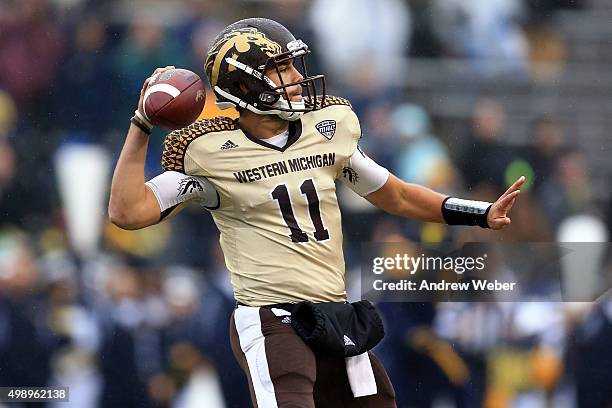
{"left": 207, "top": 28, "right": 282, "bottom": 87}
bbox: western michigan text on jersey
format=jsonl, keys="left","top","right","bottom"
{"left": 232, "top": 152, "right": 336, "bottom": 183}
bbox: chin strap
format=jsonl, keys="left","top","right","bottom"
{"left": 274, "top": 99, "right": 305, "bottom": 121}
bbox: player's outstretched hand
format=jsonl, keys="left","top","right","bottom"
{"left": 487, "top": 176, "right": 525, "bottom": 230}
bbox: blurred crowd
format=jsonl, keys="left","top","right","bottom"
{"left": 1, "top": 0, "right": 611, "bottom": 407}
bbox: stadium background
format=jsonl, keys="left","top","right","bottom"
{"left": 1, "top": 0, "right": 611, "bottom": 407}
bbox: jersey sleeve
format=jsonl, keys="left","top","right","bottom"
{"left": 339, "top": 145, "right": 390, "bottom": 196}
{"left": 145, "top": 171, "right": 220, "bottom": 220}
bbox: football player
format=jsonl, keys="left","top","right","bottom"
{"left": 109, "top": 18, "right": 524, "bottom": 408}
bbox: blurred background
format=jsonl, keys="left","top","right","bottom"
{"left": 0, "top": 0, "right": 611, "bottom": 407}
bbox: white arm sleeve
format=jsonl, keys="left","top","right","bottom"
{"left": 145, "top": 171, "right": 219, "bottom": 213}
{"left": 339, "top": 146, "right": 390, "bottom": 196}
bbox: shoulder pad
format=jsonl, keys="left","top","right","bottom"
{"left": 307, "top": 95, "right": 353, "bottom": 110}
{"left": 162, "top": 117, "right": 238, "bottom": 172}
{"left": 321, "top": 95, "right": 353, "bottom": 108}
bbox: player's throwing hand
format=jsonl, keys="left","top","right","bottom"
{"left": 137, "top": 65, "right": 176, "bottom": 116}
{"left": 487, "top": 176, "right": 525, "bottom": 230}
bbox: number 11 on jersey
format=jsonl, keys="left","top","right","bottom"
{"left": 271, "top": 179, "right": 330, "bottom": 243}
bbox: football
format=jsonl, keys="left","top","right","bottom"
{"left": 143, "top": 68, "right": 206, "bottom": 129}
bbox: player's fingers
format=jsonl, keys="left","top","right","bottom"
{"left": 498, "top": 197, "right": 517, "bottom": 218}
{"left": 498, "top": 189, "right": 520, "bottom": 211}
{"left": 495, "top": 190, "right": 521, "bottom": 215}
{"left": 500, "top": 177, "right": 523, "bottom": 199}
{"left": 152, "top": 65, "right": 176, "bottom": 75}
{"left": 491, "top": 217, "right": 511, "bottom": 230}
{"left": 506, "top": 197, "right": 517, "bottom": 211}
{"left": 490, "top": 192, "right": 519, "bottom": 225}
{"left": 148, "top": 66, "right": 176, "bottom": 86}
{"left": 140, "top": 78, "right": 151, "bottom": 96}
{"left": 501, "top": 176, "right": 525, "bottom": 199}
{"left": 497, "top": 196, "right": 518, "bottom": 218}
{"left": 142, "top": 74, "right": 154, "bottom": 89}
{"left": 150, "top": 68, "right": 166, "bottom": 82}
{"left": 510, "top": 175, "right": 525, "bottom": 190}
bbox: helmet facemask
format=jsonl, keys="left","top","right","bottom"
{"left": 258, "top": 40, "right": 327, "bottom": 120}
{"left": 212, "top": 38, "right": 326, "bottom": 121}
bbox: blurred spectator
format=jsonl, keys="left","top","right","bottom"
{"left": 432, "top": 251, "right": 532, "bottom": 406}
{"left": 0, "top": 1, "right": 64, "bottom": 231}
{"left": 361, "top": 104, "right": 398, "bottom": 171}
{"left": 431, "top": 0, "right": 529, "bottom": 77}
{"left": 524, "top": 23, "right": 567, "bottom": 80}
{"left": 43, "top": 251, "right": 102, "bottom": 408}
{"left": 0, "top": 90, "right": 16, "bottom": 225}
{"left": 377, "top": 302, "right": 457, "bottom": 408}
{"left": 0, "top": 89, "right": 56, "bottom": 232}
{"left": 567, "top": 301, "right": 612, "bottom": 407}
{"left": 0, "top": 0, "right": 64, "bottom": 110}
{"left": 392, "top": 103, "right": 457, "bottom": 191}
{"left": 525, "top": 115, "right": 566, "bottom": 191}
{"left": 525, "top": 0, "right": 586, "bottom": 22}
{"left": 608, "top": 196, "right": 612, "bottom": 236}
{"left": 407, "top": 0, "right": 445, "bottom": 58}
{"left": 460, "top": 98, "right": 516, "bottom": 191}
{"left": 538, "top": 147, "right": 593, "bottom": 230}
{"left": 0, "top": 230, "right": 57, "bottom": 389}
{"left": 97, "top": 262, "right": 152, "bottom": 407}
{"left": 308, "top": 0, "right": 411, "bottom": 86}
{"left": 54, "top": 13, "right": 117, "bottom": 143}
{"left": 114, "top": 16, "right": 187, "bottom": 106}
{"left": 0, "top": 139, "right": 15, "bottom": 198}
{"left": 162, "top": 266, "right": 226, "bottom": 407}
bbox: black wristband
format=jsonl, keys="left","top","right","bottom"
{"left": 130, "top": 117, "right": 151, "bottom": 135}
{"left": 441, "top": 197, "right": 492, "bottom": 228}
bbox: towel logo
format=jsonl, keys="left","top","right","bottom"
{"left": 344, "top": 335, "right": 355, "bottom": 347}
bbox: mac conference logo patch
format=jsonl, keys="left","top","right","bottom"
{"left": 315, "top": 120, "right": 336, "bottom": 140}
